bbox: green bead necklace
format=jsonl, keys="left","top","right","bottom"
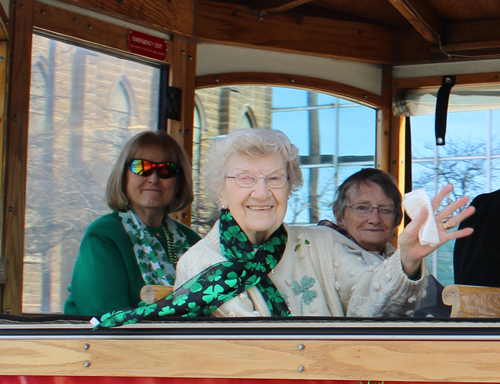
{"left": 162, "top": 224, "right": 178, "bottom": 268}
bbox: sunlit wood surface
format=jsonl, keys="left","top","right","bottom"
{"left": 443, "top": 285, "right": 500, "bottom": 318}
{"left": 2, "top": 338, "right": 500, "bottom": 381}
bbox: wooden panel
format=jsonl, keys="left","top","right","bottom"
{"left": 393, "top": 26, "right": 437, "bottom": 64}
{"left": 56, "top": 0, "right": 195, "bottom": 37}
{"left": 3, "top": 338, "right": 500, "bottom": 381}
{"left": 0, "top": 3, "right": 9, "bottom": 41}
{"left": 444, "top": 19, "right": 500, "bottom": 46}
{"left": 250, "top": 0, "right": 313, "bottom": 12}
{"left": 0, "top": 41, "right": 7, "bottom": 264}
{"left": 195, "top": 0, "right": 394, "bottom": 64}
{"left": 377, "top": 65, "right": 392, "bottom": 171}
{"left": 34, "top": 2, "right": 173, "bottom": 64}
{"left": 443, "top": 284, "right": 500, "bottom": 318}
{"left": 196, "top": 72, "right": 382, "bottom": 109}
{"left": 2, "top": 0, "right": 34, "bottom": 315}
{"left": 168, "top": 37, "right": 197, "bottom": 226}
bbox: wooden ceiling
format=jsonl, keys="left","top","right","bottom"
{"left": 196, "top": 0, "right": 500, "bottom": 65}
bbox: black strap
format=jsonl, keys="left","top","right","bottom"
{"left": 435, "top": 75, "right": 455, "bottom": 146}
{"left": 404, "top": 116, "right": 412, "bottom": 227}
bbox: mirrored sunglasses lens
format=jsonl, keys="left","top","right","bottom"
{"left": 130, "top": 160, "right": 154, "bottom": 176}
{"left": 158, "top": 163, "right": 179, "bottom": 179}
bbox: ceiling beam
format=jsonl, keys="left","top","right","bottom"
{"left": 196, "top": 0, "right": 393, "bottom": 64}
{"left": 249, "top": 0, "right": 313, "bottom": 12}
{"left": 389, "top": 0, "right": 441, "bottom": 44}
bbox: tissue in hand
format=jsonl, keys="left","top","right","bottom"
{"left": 403, "top": 188, "right": 440, "bottom": 246}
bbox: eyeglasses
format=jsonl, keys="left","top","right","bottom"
{"left": 128, "top": 159, "right": 180, "bottom": 179}
{"left": 347, "top": 203, "right": 396, "bottom": 217}
{"left": 226, "top": 174, "right": 289, "bottom": 189}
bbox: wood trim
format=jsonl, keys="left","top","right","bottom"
{"left": 391, "top": 113, "right": 406, "bottom": 238}
{"left": 196, "top": 0, "right": 394, "bottom": 64}
{"left": 54, "top": 0, "right": 195, "bottom": 37}
{"left": 0, "top": 3, "right": 9, "bottom": 41}
{"left": 196, "top": 72, "right": 383, "bottom": 109}
{"left": 33, "top": 2, "right": 173, "bottom": 65}
{"left": 393, "top": 72, "right": 500, "bottom": 90}
{"left": 2, "top": 0, "right": 34, "bottom": 315}
{"left": 377, "top": 65, "right": 392, "bottom": 171}
{"left": 168, "top": 36, "right": 197, "bottom": 226}
{"left": 250, "top": 0, "right": 314, "bottom": 12}
{"left": 389, "top": 0, "right": 441, "bottom": 44}
{"left": 439, "top": 40, "right": 500, "bottom": 53}
{"left": 3, "top": 338, "right": 500, "bottom": 381}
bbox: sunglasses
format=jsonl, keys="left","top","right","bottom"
{"left": 128, "top": 159, "right": 180, "bottom": 179}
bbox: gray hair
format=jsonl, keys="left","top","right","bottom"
{"left": 201, "top": 129, "right": 303, "bottom": 199}
{"left": 333, "top": 168, "right": 403, "bottom": 227}
{"left": 106, "top": 130, "right": 194, "bottom": 213}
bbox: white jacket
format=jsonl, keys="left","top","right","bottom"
{"left": 175, "top": 222, "right": 428, "bottom": 317}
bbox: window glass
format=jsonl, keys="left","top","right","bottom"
{"left": 25, "top": 34, "right": 161, "bottom": 313}
{"left": 411, "top": 109, "right": 500, "bottom": 285}
{"left": 193, "top": 86, "right": 376, "bottom": 234}
{"left": 239, "top": 110, "right": 255, "bottom": 128}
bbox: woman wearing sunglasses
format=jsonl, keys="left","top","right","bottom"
{"left": 64, "top": 130, "right": 200, "bottom": 316}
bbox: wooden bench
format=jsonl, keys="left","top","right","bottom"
{"left": 139, "top": 285, "right": 174, "bottom": 304}
{"left": 442, "top": 284, "right": 500, "bottom": 318}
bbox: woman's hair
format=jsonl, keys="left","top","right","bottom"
{"left": 202, "top": 128, "right": 303, "bottom": 199}
{"left": 333, "top": 168, "right": 403, "bottom": 227}
{"left": 106, "top": 130, "right": 194, "bottom": 213}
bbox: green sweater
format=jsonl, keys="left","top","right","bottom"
{"left": 64, "top": 211, "right": 201, "bottom": 317}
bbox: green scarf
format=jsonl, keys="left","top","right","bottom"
{"left": 94, "top": 209, "right": 290, "bottom": 328}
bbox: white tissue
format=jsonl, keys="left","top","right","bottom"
{"left": 403, "top": 188, "right": 440, "bottom": 246}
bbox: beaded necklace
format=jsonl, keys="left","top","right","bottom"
{"left": 162, "top": 224, "right": 178, "bottom": 268}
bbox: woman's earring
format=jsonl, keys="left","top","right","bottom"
{"left": 221, "top": 203, "right": 226, "bottom": 209}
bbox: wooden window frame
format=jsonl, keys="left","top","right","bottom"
{"left": 2, "top": 0, "right": 194, "bottom": 315}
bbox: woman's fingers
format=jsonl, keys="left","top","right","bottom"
{"left": 436, "top": 195, "right": 471, "bottom": 222}
{"left": 431, "top": 184, "right": 453, "bottom": 212}
{"left": 440, "top": 204, "right": 475, "bottom": 231}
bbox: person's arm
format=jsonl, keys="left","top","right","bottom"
{"left": 65, "top": 231, "right": 140, "bottom": 316}
{"left": 345, "top": 249, "right": 428, "bottom": 317}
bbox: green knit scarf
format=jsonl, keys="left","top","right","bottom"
{"left": 94, "top": 209, "right": 290, "bottom": 328}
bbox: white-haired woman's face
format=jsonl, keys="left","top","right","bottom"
{"left": 219, "top": 152, "right": 290, "bottom": 245}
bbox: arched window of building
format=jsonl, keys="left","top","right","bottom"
{"left": 193, "top": 96, "right": 206, "bottom": 210}
{"left": 238, "top": 106, "right": 257, "bottom": 128}
{"left": 25, "top": 35, "right": 162, "bottom": 314}
{"left": 108, "top": 76, "right": 136, "bottom": 129}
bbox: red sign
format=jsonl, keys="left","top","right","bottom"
{"left": 128, "top": 30, "right": 167, "bottom": 61}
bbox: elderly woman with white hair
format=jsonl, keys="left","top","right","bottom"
{"left": 95, "top": 128, "right": 474, "bottom": 328}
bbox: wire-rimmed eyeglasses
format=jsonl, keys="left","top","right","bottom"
{"left": 226, "top": 173, "right": 289, "bottom": 189}
{"left": 347, "top": 203, "right": 396, "bottom": 217}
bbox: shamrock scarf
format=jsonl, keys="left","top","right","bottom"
{"left": 119, "top": 210, "right": 189, "bottom": 285}
{"left": 94, "top": 209, "right": 290, "bottom": 328}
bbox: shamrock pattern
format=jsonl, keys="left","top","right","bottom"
{"left": 119, "top": 211, "right": 190, "bottom": 286}
{"left": 96, "top": 209, "right": 290, "bottom": 329}
{"left": 292, "top": 276, "right": 318, "bottom": 316}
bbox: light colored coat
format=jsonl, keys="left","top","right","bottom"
{"left": 175, "top": 222, "right": 428, "bottom": 317}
